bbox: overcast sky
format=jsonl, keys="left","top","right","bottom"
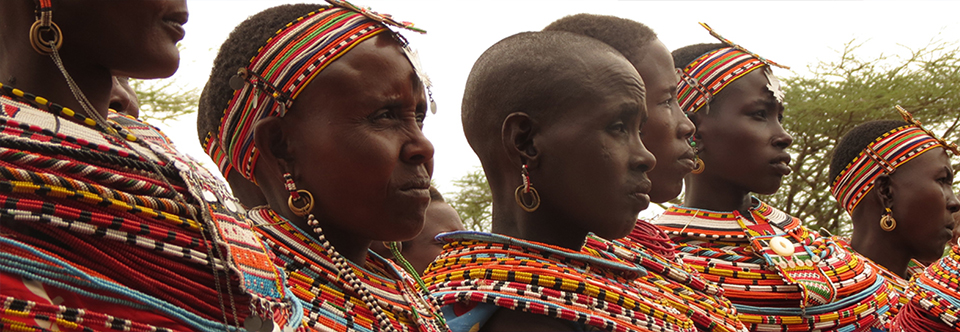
{"left": 151, "top": 0, "right": 960, "bottom": 216}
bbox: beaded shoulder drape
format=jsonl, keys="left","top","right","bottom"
{"left": 585, "top": 220, "right": 746, "bottom": 332}
{"left": 0, "top": 87, "right": 299, "bottom": 332}
{"left": 652, "top": 199, "right": 895, "bottom": 331}
{"left": 422, "top": 231, "right": 701, "bottom": 332}
{"left": 248, "top": 207, "right": 448, "bottom": 332}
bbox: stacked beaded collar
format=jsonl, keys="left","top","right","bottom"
{"left": 676, "top": 23, "right": 788, "bottom": 114}
{"left": 831, "top": 106, "right": 959, "bottom": 215}
{"left": 208, "top": 1, "right": 428, "bottom": 181}
{"left": 423, "top": 231, "right": 699, "bottom": 332}
{"left": 892, "top": 244, "right": 960, "bottom": 331}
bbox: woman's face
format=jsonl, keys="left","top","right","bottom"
{"left": 693, "top": 69, "right": 793, "bottom": 195}
{"left": 533, "top": 59, "right": 655, "bottom": 240}
{"left": 282, "top": 33, "right": 433, "bottom": 243}
{"left": 632, "top": 40, "right": 696, "bottom": 203}
{"left": 888, "top": 148, "right": 960, "bottom": 261}
{"left": 57, "top": 0, "right": 187, "bottom": 79}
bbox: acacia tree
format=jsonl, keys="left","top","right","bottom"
{"left": 131, "top": 78, "right": 199, "bottom": 123}
{"left": 759, "top": 40, "right": 960, "bottom": 236}
{"left": 447, "top": 168, "right": 493, "bottom": 232}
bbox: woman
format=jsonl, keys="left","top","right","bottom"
{"left": 652, "top": 24, "right": 895, "bottom": 331}
{"left": 544, "top": 14, "right": 744, "bottom": 332}
{"left": 829, "top": 108, "right": 959, "bottom": 299}
{"left": 422, "top": 30, "right": 709, "bottom": 332}
{"left": 0, "top": 0, "right": 299, "bottom": 331}
{"left": 197, "top": 3, "right": 448, "bottom": 331}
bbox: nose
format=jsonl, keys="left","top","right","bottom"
{"left": 672, "top": 101, "right": 695, "bottom": 141}
{"left": 772, "top": 122, "right": 793, "bottom": 150}
{"left": 401, "top": 126, "right": 434, "bottom": 166}
{"left": 631, "top": 135, "right": 657, "bottom": 173}
{"left": 946, "top": 188, "right": 960, "bottom": 214}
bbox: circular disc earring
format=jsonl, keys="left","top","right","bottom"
{"left": 880, "top": 207, "right": 897, "bottom": 231}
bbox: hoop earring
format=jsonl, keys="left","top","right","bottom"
{"left": 690, "top": 138, "right": 705, "bottom": 174}
{"left": 514, "top": 164, "right": 540, "bottom": 212}
{"left": 283, "top": 172, "right": 314, "bottom": 217}
{"left": 880, "top": 207, "right": 897, "bottom": 231}
{"left": 29, "top": 2, "right": 63, "bottom": 54}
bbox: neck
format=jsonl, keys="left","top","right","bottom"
{"left": 0, "top": 13, "right": 112, "bottom": 122}
{"left": 270, "top": 206, "right": 371, "bottom": 265}
{"left": 490, "top": 184, "right": 587, "bottom": 251}
{"left": 683, "top": 174, "right": 754, "bottom": 214}
{"left": 850, "top": 210, "right": 910, "bottom": 278}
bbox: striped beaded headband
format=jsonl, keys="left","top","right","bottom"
{"left": 676, "top": 23, "right": 789, "bottom": 114}
{"left": 207, "top": 1, "right": 428, "bottom": 181}
{"left": 831, "top": 106, "right": 959, "bottom": 214}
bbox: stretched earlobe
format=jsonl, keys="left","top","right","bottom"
{"left": 876, "top": 174, "right": 895, "bottom": 209}
{"left": 501, "top": 112, "right": 540, "bottom": 169}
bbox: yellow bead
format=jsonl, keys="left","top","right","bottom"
{"left": 12, "top": 89, "right": 24, "bottom": 97}
{"left": 62, "top": 108, "right": 75, "bottom": 116}
{"left": 35, "top": 97, "right": 48, "bottom": 104}
{"left": 126, "top": 134, "right": 137, "bottom": 141}
{"left": 84, "top": 118, "right": 97, "bottom": 126}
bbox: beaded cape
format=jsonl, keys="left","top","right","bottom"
{"left": 0, "top": 88, "right": 301, "bottom": 331}
{"left": 422, "top": 231, "right": 703, "bottom": 332}
{"left": 652, "top": 199, "right": 895, "bottom": 331}
{"left": 891, "top": 245, "right": 960, "bottom": 332}
{"left": 248, "top": 207, "right": 448, "bottom": 332}
{"left": 587, "top": 221, "right": 747, "bottom": 332}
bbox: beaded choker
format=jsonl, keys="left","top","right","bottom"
{"left": 831, "top": 105, "right": 958, "bottom": 215}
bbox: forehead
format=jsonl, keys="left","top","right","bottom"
{"left": 631, "top": 40, "right": 676, "bottom": 94}
{"left": 895, "top": 147, "right": 952, "bottom": 176}
{"left": 710, "top": 69, "right": 779, "bottom": 112}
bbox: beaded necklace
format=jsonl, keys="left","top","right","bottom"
{"left": 0, "top": 87, "right": 299, "bottom": 331}
{"left": 423, "top": 231, "right": 699, "bottom": 332}
{"left": 587, "top": 221, "right": 746, "bottom": 332}
{"left": 249, "top": 207, "right": 448, "bottom": 332}
{"left": 892, "top": 245, "right": 960, "bottom": 331}
{"left": 653, "top": 199, "right": 895, "bottom": 331}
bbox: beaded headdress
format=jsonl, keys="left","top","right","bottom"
{"left": 206, "top": 0, "right": 430, "bottom": 181}
{"left": 831, "top": 106, "right": 959, "bottom": 214}
{"left": 676, "top": 23, "right": 789, "bottom": 114}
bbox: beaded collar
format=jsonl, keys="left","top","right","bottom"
{"left": 585, "top": 227, "right": 747, "bottom": 332}
{"left": 0, "top": 90, "right": 300, "bottom": 330}
{"left": 423, "top": 231, "right": 699, "bottom": 332}
{"left": 893, "top": 245, "right": 960, "bottom": 331}
{"left": 652, "top": 199, "right": 895, "bottom": 331}
{"left": 249, "top": 207, "right": 448, "bottom": 332}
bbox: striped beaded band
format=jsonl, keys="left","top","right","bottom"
{"left": 677, "top": 23, "right": 787, "bottom": 114}
{"left": 209, "top": 3, "right": 424, "bottom": 181}
{"left": 831, "top": 106, "right": 957, "bottom": 214}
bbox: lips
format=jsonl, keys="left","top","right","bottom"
{"left": 771, "top": 154, "right": 792, "bottom": 176}
{"left": 400, "top": 178, "right": 431, "bottom": 191}
{"left": 679, "top": 150, "right": 697, "bottom": 172}
{"left": 162, "top": 12, "right": 189, "bottom": 41}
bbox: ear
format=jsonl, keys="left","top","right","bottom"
{"left": 876, "top": 173, "right": 895, "bottom": 209}
{"left": 501, "top": 112, "right": 540, "bottom": 169}
{"left": 253, "top": 116, "right": 291, "bottom": 178}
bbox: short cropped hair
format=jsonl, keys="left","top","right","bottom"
{"left": 672, "top": 43, "right": 726, "bottom": 69}
{"left": 543, "top": 14, "right": 657, "bottom": 63}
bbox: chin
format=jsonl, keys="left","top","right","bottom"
{"left": 649, "top": 184, "right": 682, "bottom": 204}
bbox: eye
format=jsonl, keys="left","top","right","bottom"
{"left": 416, "top": 112, "right": 426, "bottom": 127}
{"left": 370, "top": 109, "right": 395, "bottom": 121}
{"left": 659, "top": 97, "right": 675, "bottom": 107}
{"left": 752, "top": 110, "right": 768, "bottom": 120}
{"left": 609, "top": 121, "right": 627, "bottom": 134}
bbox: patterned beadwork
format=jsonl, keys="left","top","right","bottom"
{"left": 892, "top": 245, "right": 960, "bottom": 331}
{"left": 652, "top": 199, "right": 896, "bottom": 331}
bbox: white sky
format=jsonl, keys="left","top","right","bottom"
{"left": 151, "top": 0, "right": 960, "bottom": 218}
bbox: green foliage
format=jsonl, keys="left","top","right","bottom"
{"left": 447, "top": 168, "right": 493, "bottom": 232}
{"left": 130, "top": 78, "right": 199, "bottom": 123}
{"left": 759, "top": 39, "right": 960, "bottom": 236}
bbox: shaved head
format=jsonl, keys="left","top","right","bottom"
{"left": 462, "top": 31, "right": 645, "bottom": 170}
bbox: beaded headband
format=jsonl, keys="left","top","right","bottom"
{"left": 676, "top": 23, "right": 789, "bottom": 114}
{"left": 206, "top": 1, "right": 429, "bottom": 181}
{"left": 831, "top": 106, "right": 958, "bottom": 214}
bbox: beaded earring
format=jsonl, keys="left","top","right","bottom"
{"left": 880, "top": 207, "right": 897, "bottom": 231}
{"left": 283, "top": 172, "right": 314, "bottom": 217}
{"left": 690, "top": 137, "right": 705, "bottom": 174}
{"left": 29, "top": 0, "right": 63, "bottom": 55}
{"left": 515, "top": 164, "right": 540, "bottom": 212}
